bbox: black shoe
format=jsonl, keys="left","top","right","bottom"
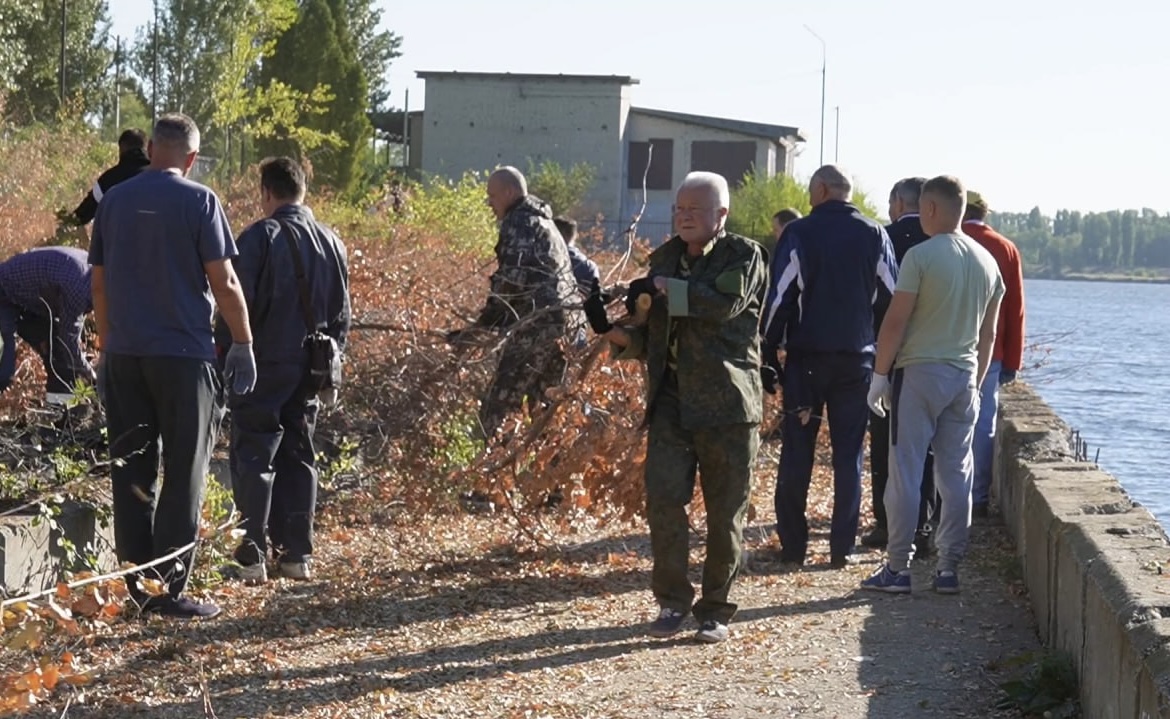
{"left": 860, "top": 527, "right": 888, "bottom": 549}
{"left": 972, "top": 502, "right": 990, "bottom": 519}
{"left": 145, "top": 596, "right": 222, "bottom": 620}
{"left": 648, "top": 608, "right": 687, "bottom": 638}
{"left": 830, "top": 554, "right": 855, "bottom": 569}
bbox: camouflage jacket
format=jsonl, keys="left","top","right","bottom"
{"left": 474, "top": 194, "right": 578, "bottom": 332}
{"left": 616, "top": 231, "right": 766, "bottom": 429}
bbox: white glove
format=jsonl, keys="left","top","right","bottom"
{"left": 867, "top": 373, "right": 891, "bottom": 417}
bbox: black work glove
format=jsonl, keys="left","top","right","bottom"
{"left": 761, "top": 349, "right": 785, "bottom": 395}
{"left": 583, "top": 288, "right": 613, "bottom": 334}
{"left": 624, "top": 276, "right": 657, "bottom": 315}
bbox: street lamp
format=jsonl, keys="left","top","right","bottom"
{"left": 803, "top": 24, "right": 826, "bottom": 167}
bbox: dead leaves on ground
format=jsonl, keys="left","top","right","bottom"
{"left": 0, "top": 575, "right": 133, "bottom": 712}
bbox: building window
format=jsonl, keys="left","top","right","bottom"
{"left": 689, "top": 141, "right": 757, "bottom": 186}
{"left": 628, "top": 139, "right": 673, "bottom": 190}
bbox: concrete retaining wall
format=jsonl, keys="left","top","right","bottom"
{"left": 998, "top": 384, "right": 1170, "bottom": 718}
{"left": 0, "top": 500, "right": 117, "bottom": 596}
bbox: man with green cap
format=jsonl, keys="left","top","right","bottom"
{"left": 961, "top": 191, "right": 1026, "bottom": 517}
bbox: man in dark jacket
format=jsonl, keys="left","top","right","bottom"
{"left": 863, "top": 178, "right": 938, "bottom": 552}
{"left": 65, "top": 129, "right": 150, "bottom": 226}
{"left": 216, "top": 157, "right": 350, "bottom": 583}
{"left": 449, "top": 166, "right": 578, "bottom": 440}
{"left": 762, "top": 164, "right": 898, "bottom": 570}
{"left": 0, "top": 246, "right": 96, "bottom": 403}
{"left": 601, "top": 171, "right": 766, "bottom": 644}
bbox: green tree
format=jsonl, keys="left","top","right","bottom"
{"left": 260, "top": 0, "right": 370, "bottom": 192}
{"left": 0, "top": 0, "right": 38, "bottom": 94}
{"left": 726, "top": 172, "right": 810, "bottom": 239}
{"left": 344, "top": 0, "right": 402, "bottom": 112}
{"left": 130, "top": 0, "right": 228, "bottom": 123}
{"left": 4, "top": 0, "right": 113, "bottom": 123}
{"left": 526, "top": 159, "right": 596, "bottom": 217}
{"left": 211, "top": 0, "right": 338, "bottom": 174}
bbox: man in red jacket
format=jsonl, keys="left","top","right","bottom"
{"left": 961, "top": 192, "right": 1025, "bottom": 517}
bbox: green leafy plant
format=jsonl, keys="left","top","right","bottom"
{"left": 996, "top": 650, "right": 1081, "bottom": 717}
{"left": 526, "top": 159, "right": 596, "bottom": 218}
{"left": 401, "top": 170, "right": 497, "bottom": 256}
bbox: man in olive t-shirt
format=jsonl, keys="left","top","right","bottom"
{"left": 860, "top": 175, "right": 1004, "bottom": 596}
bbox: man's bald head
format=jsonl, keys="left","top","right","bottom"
{"left": 809, "top": 164, "right": 853, "bottom": 206}
{"left": 486, "top": 165, "right": 528, "bottom": 219}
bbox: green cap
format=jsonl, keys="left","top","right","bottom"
{"left": 966, "top": 190, "right": 989, "bottom": 213}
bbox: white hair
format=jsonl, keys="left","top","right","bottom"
{"left": 678, "top": 171, "right": 730, "bottom": 210}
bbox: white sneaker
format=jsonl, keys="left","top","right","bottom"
{"left": 238, "top": 562, "right": 267, "bottom": 585}
{"left": 279, "top": 562, "right": 311, "bottom": 580}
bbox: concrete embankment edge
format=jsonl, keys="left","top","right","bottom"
{"left": 998, "top": 385, "right": 1170, "bottom": 718}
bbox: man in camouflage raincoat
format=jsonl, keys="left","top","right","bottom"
{"left": 449, "top": 166, "right": 578, "bottom": 440}
{"left": 601, "top": 171, "right": 766, "bottom": 644}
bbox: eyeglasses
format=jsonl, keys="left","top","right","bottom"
{"left": 671, "top": 205, "right": 717, "bottom": 216}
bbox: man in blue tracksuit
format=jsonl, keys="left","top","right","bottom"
{"left": 762, "top": 164, "right": 898, "bottom": 569}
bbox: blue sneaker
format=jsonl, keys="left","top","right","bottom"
{"left": 933, "top": 570, "right": 960, "bottom": 595}
{"left": 648, "top": 608, "right": 687, "bottom": 637}
{"left": 860, "top": 564, "right": 912, "bottom": 593}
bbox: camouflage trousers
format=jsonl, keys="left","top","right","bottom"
{"left": 478, "top": 323, "right": 567, "bottom": 440}
{"left": 644, "top": 381, "right": 759, "bottom": 624}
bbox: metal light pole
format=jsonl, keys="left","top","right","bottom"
{"left": 803, "top": 24, "right": 826, "bottom": 166}
{"left": 834, "top": 105, "right": 840, "bottom": 162}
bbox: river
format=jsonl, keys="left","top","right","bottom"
{"left": 1024, "top": 278, "right": 1170, "bottom": 527}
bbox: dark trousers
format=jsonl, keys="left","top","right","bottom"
{"left": 104, "top": 354, "right": 223, "bottom": 599}
{"left": 775, "top": 351, "right": 871, "bottom": 561}
{"left": 644, "top": 382, "right": 758, "bottom": 624}
{"left": 229, "top": 361, "right": 319, "bottom": 565}
{"left": 868, "top": 410, "right": 937, "bottom": 534}
{"left": 16, "top": 313, "right": 83, "bottom": 394}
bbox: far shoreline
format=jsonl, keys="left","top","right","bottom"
{"left": 1025, "top": 272, "right": 1170, "bottom": 285}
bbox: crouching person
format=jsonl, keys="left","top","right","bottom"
{"left": 217, "top": 157, "right": 351, "bottom": 583}
{"left": 602, "top": 171, "right": 766, "bottom": 644}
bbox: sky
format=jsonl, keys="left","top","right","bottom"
{"left": 108, "top": 0, "right": 1170, "bottom": 215}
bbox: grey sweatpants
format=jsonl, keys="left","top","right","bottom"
{"left": 885, "top": 363, "right": 979, "bottom": 573}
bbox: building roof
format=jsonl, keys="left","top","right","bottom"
{"left": 631, "top": 107, "right": 806, "bottom": 143}
{"left": 416, "top": 71, "right": 639, "bottom": 85}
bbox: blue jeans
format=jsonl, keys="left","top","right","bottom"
{"left": 971, "top": 360, "right": 1001, "bottom": 505}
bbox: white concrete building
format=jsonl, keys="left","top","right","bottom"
{"left": 413, "top": 71, "right": 805, "bottom": 240}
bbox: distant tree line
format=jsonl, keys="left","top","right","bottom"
{"left": 0, "top": 0, "right": 404, "bottom": 194}
{"left": 993, "top": 207, "right": 1170, "bottom": 276}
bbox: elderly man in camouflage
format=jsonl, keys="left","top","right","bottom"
{"left": 448, "top": 166, "right": 578, "bottom": 440}
{"left": 601, "top": 171, "right": 766, "bottom": 644}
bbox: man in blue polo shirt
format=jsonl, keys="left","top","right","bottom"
{"left": 90, "top": 113, "right": 257, "bottom": 620}
{"left": 762, "top": 164, "right": 898, "bottom": 570}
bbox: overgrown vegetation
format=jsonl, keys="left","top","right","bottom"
{"left": 727, "top": 171, "right": 881, "bottom": 241}
{"left": 996, "top": 650, "right": 1081, "bottom": 718}
{"left": 0, "top": 120, "right": 661, "bottom": 709}
{"left": 525, "top": 159, "right": 597, "bottom": 218}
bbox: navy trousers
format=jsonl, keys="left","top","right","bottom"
{"left": 775, "top": 350, "right": 872, "bottom": 562}
{"left": 229, "top": 360, "right": 320, "bottom": 565}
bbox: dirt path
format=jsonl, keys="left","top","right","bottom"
{"left": 19, "top": 498, "right": 1039, "bottom": 719}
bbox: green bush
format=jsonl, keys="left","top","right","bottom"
{"left": 401, "top": 171, "right": 497, "bottom": 257}
{"left": 727, "top": 173, "right": 811, "bottom": 240}
{"left": 526, "top": 159, "right": 596, "bottom": 218}
{"left": 727, "top": 171, "right": 883, "bottom": 241}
